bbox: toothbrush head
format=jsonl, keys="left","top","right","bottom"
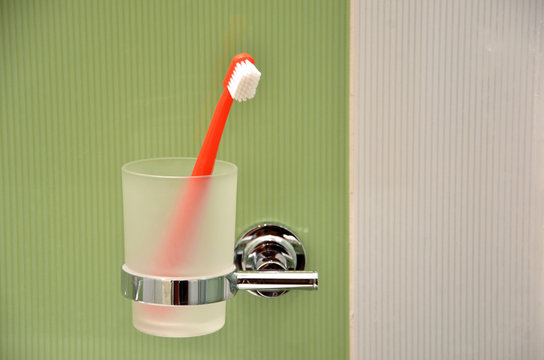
{"left": 223, "top": 53, "right": 262, "bottom": 102}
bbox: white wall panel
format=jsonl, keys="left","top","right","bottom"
{"left": 351, "top": 0, "right": 544, "bottom": 358}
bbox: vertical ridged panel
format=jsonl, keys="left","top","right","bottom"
{"left": 0, "top": 0, "right": 349, "bottom": 359}
{"left": 351, "top": 0, "right": 544, "bottom": 359}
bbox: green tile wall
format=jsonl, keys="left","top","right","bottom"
{"left": 0, "top": 1, "right": 349, "bottom": 359}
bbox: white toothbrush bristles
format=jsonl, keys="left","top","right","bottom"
{"left": 227, "top": 60, "right": 261, "bottom": 102}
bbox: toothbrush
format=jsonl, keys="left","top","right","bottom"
{"left": 155, "top": 53, "right": 261, "bottom": 275}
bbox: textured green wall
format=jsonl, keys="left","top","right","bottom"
{"left": 0, "top": 1, "right": 349, "bottom": 359}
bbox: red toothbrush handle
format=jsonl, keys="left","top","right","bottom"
{"left": 153, "top": 89, "right": 234, "bottom": 275}
{"left": 192, "top": 89, "right": 233, "bottom": 176}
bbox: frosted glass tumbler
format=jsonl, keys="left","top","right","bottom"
{"left": 122, "top": 158, "right": 237, "bottom": 337}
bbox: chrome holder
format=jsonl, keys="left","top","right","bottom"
{"left": 120, "top": 223, "right": 318, "bottom": 305}
{"left": 234, "top": 223, "right": 313, "bottom": 297}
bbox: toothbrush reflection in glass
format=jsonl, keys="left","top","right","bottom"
{"left": 155, "top": 53, "right": 261, "bottom": 275}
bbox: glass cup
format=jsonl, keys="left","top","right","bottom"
{"left": 122, "top": 158, "right": 237, "bottom": 337}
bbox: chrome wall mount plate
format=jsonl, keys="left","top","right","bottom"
{"left": 235, "top": 223, "right": 309, "bottom": 298}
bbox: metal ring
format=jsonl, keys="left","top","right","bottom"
{"left": 121, "top": 265, "right": 238, "bottom": 306}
